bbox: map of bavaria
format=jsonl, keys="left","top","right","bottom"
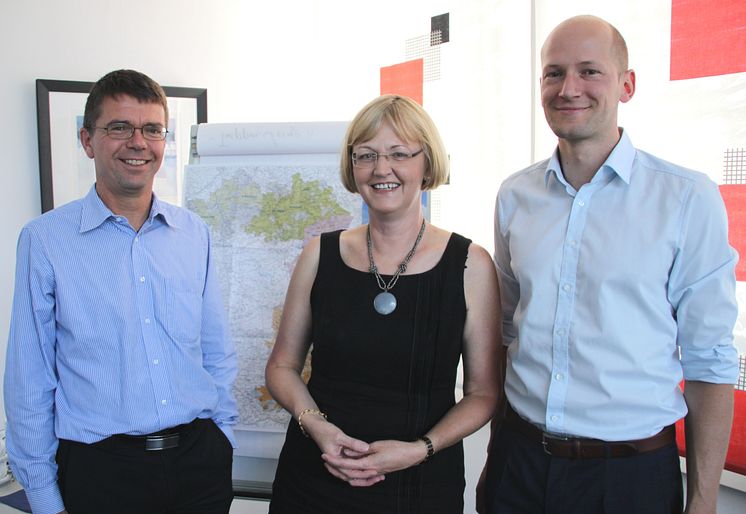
{"left": 184, "top": 161, "right": 361, "bottom": 431}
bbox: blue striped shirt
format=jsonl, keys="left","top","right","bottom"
{"left": 4, "top": 186, "right": 238, "bottom": 514}
{"left": 495, "top": 130, "right": 739, "bottom": 441}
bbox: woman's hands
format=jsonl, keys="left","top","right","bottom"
{"left": 321, "top": 439, "right": 429, "bottom": 487}
{"left": 301, "top": 413, "right": 383, "bottom": 486}
{"left": 303, "top": 411, "right": 430, "bottom": 487}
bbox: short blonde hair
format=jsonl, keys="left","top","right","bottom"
{"left": 340, "top": 95, "right": 449, "bottom": 193}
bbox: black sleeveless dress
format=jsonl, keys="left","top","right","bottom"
{"left": 270, "top": 230, "right": 472, "bottom": 514}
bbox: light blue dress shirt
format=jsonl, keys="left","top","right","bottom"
{"left": 4, "top": 186, "right": 238, "bottom": 514}
{"left": 494, "top": 130, "right": 739, "bottom": 442}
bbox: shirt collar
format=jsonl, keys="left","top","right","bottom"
{"left": 79, "top": 185, "right": 179, "bottom": 233}
{"left": 150, "top": 193, "right": 179, "bottom": 228}
{"left": 544, "top": 128, "right": 636, "bottom": 188}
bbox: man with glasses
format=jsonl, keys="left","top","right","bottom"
{"left": 479, "top": 15, "right": 738, "bottom": 514}
{"left": 4, "top": 69, "right": 238, "bottom": 514}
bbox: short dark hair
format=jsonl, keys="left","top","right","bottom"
{"left": 82, "top": 69, "right": 168, "bottom": 130}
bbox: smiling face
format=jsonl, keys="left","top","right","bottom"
{"left": 352, "top": 122, "right": 426, "bottom": 219}
{"left": 79, "top": 94, "right": 166, "bottom": 205}
{"left": 540, "top": 16, "right": 635, "bottom": 149}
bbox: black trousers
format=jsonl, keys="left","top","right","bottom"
{"left": 484, "top": 421, "right": 683, "bottom": 514}
{"left": 56, "top": 419, "right": 234, "bottom": 514}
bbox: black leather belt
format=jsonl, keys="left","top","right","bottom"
{"left": 505, "top": 405, "right": 676, "bottom": 459}
{"left": 113, "top": 418, "right": 201, "bottom": 451}
{"left": 143, "top": 433, "right": 180, "bottom": 451}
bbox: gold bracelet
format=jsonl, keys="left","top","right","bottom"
{"left": 297, "top": 408, "right": 327, "bottom": 438}
{"left": 419, "top": 435, "right": 435, "bottom": 462}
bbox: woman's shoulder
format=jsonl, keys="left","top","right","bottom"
{"left": 426, "top": 224, "right": 457, "bottom": 249}
{"left": 427, "top": 226, "right": 476, "bottom": 261}
{"left": 296, "top": 234, "right": 322, "bottom": 269}
{"left": 337, "top": 225, "right": 366, "bottom": 265}
{"left": 465, "top": 242, "right": 494, "bottom": 269}
{"left": 338, "top": 224, "right": 366, "bottom": 241}
{"left": 461, "top": 240, "right": 498, "bottom": 295}
{"left": 428, "top": 226, "right": 493, "bottom": 275}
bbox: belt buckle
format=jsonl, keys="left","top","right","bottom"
{"left": 541, "top": 432, "right": 569, "bottom": 455}
{"left": 144, "top": 433, "right": 180, "bottom": 451}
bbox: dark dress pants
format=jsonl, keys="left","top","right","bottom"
{"left": 484, "top": 421, "right": 684, "bottom": 514}
{"left": 56, "top": 419, "right": 234, "bottom": 514}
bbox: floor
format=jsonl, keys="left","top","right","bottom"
{"left": 230, "top": 498, "right": 269, "bottom": 514}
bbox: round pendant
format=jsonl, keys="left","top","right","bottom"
{"left": 373, "top": 291, "right": 397, "bottom": 315}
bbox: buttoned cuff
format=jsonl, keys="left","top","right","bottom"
{"left": 24, "top": 482, "right": 65, "bottom": 514}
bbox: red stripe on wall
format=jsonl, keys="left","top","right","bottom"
{"left": 380, "top": 59, "right": 424, "bottom": 105}
{"left": 671, "top": 0, "right": 746, "bottom": 80}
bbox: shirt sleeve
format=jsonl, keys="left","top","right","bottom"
{"left": 3, "top": 227, "right": 66, "bottom": 514}
{"left": 199, "top": 226, "right": 239, "bottom": 446}
{"left": 668, "top": 177, "right": 739, "bottom": 383}
{"left": 494, "top": 187, "right": 520, "bottom": 347}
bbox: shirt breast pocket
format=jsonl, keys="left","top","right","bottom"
{"left": 163, "top": 286, "right": 203, "bottom": 348}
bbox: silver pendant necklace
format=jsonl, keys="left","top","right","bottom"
{"left": 367, "top": 219, "right": 427, "bottom": 315}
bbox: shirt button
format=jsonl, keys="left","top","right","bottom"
{"left": 570, "top": 240, "right": 578, "bottom": 247}
{"left": 551, "top": 415, "right": 558, "bottom": 422}
{"left": 134, "top": 237, "right": 139, "bottom": 243}
{"left": 562, "top": 284, "right": 572, "bottom": 292}
{"left": 556, "top": 328, "right": 566, "bottom": 336}
{"left": 578, "top": 200, "right": 585, "bottom": 207}
{"left": 555, "top": 373, "right": 563, "bottom": 381}
{"left": 144, "top": 318, "right": 151, "bottom": 324}
{"left": 161, "top": 400, "right": 167, "bottom": 405}
{"left": 139, "top": 276, "right": 145, "bottom": 282}
{"left": 153, "top": 359, "right": 159, "bottom": 365}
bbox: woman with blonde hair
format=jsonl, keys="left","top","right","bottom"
{"left": 266, "top": 95, "right": 502, "bottom": 513}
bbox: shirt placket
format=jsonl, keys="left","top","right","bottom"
{"left": 545, "top": 186, "right": 595, "bottom": 433}
{"left": 131, "top": 223, "right": 173, "bottom": 423}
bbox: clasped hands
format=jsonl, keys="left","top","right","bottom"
{"left": 311, "top": 420, "right": 428, "bottom": 487}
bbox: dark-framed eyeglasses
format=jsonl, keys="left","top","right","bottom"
{"left": 92, "top": 122, "right": 168, "bottom": 141}
{"left": 351, "top": 149, "right": 423, "bottom": 169}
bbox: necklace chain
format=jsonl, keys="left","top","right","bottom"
{"left": 367, "top": 219, "right": 427, "bottom": 292}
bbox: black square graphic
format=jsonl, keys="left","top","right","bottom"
{"left": 431, "top": 13, "right": 449, "bottom": 44}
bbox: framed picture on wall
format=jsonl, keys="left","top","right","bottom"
{"left": 35, "top": 78, "right": 207, "bottom": 212}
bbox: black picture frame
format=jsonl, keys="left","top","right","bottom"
{"left": 35, "top": 78, "right": 207, "bottom": 212}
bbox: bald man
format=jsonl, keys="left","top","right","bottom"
{"left": 479, "top": 15, "right": 738, "bottom": 514}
